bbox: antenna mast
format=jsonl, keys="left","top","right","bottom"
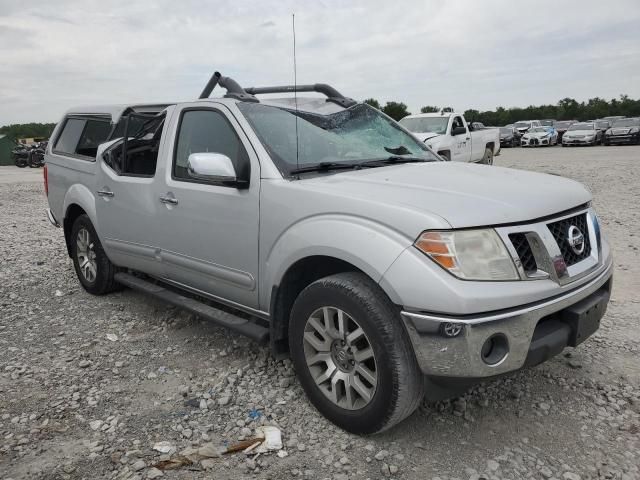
{"left": 292, "top": 13, "right": 300, "bottom": 175}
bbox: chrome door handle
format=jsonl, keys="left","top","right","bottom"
{"left": 159, "top": 195, "right": 178, "bottom": 205}
{"left": 97, "top": 189, "right": 114, "bottom": 197}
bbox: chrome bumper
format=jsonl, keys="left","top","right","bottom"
{"left": 401, "top": 257, "right": 613, "bottom": 378}
{"left": 46, "top": 208, "right": 60, "bottom": 227}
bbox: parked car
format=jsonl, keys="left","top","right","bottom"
{"left": 44, "top": 72, "right": 613, "bottom": 434}
{"left": 513, "top": 120, "right": 541, "bottom": 136}
{"left": 594, "top": 120, "right": 611, "bottom": 144}
{"left": 521, "top": 126, "right": 558, "bottom": 147}
{"left": 603, "top": 117, "right": 640, "bottom": 145}
{"left": 399, "top": 111, "right": 500, "bottom": 163}
{"left": 540, "top": 119, "right": 556, "bottom": 127}
{"left": 499, "top": 126, "right": 520, "bottom": 147}
{"left": 562, "top": 122, "right": 602, "bottom": 146}
{"left": 554, "top": 120, "right": 577, "bottom": 143}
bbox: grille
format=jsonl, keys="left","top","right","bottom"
{"left": 547, "top": 213, "right": 591, "bottom": 266}
{"left": 509, "top": 233, "right": 538, "bottom": 274}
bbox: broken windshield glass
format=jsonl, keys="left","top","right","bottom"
{"left": 237, "top": 102, "right": 438, "bottom": 176}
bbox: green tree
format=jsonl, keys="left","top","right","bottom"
{"left": 363, "top": 98, "right": 381, "bottom": 110}
{"left": 382, "top": 101, "right": 410, "bottom": 121}
{"left": 0, "top": 123, "right": 56, "bottom": 140}
{"left": 420, "top": 106, "right": 439, "bottom": 113}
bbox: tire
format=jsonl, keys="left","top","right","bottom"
{"left": 481, "top": 147, "right": 494, "bottom": 165}
{"left": 70, "top": 214, "right": 119, "bottom": 295}
{"left": 15, "top": 158, "right": 28, "bottom": 168}
{"left": 289, "top": 272, "right": 424, "bottom": 434}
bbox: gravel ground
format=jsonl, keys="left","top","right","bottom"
{"left": 1, "top": 146, "right": 639, "bottom": 480}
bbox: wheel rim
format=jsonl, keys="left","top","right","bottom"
{"left": 303, "top": 306, "right": 378, "bottom": 410}
{"left": 76, "top": 228, "right": 98, "bottom": 283}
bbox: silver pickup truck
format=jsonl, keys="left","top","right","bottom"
{"left": 44, "top": 72, "right": 613, "bottom": 434}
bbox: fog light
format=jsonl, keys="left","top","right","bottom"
{"left": 481, "top": 334, "right": 509, "bottom": 365}
{"left": 441, "top": 322, "right": 464, "bottom": 338}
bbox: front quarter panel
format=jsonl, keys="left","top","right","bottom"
{"left": 261, "top": 214, "right": 412, "bottom": 310}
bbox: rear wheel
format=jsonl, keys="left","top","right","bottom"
{"left": 70, "top": 214, "right": 120, "bottom": 295}
{"left": 481, "top": 147, "right": 494, "bottom": 165}
{"left": 289, "top": 272, "right": 424, "bottom": 434}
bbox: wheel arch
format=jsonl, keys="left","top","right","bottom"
{"left": 62, "top": 184, "right": 98, "bottom": 257}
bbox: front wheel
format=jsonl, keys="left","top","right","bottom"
{"left": 70, "top": 214, "right": 120, "bottom": 295}
{"left": 289, "top": 272, "right": 424, "bottom": 434}
{"left": 481, "top": 147, "right": 494, "bottom": 165}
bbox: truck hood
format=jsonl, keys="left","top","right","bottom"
{"left": 301, "top": 163, "right": 591, "bottom": 229}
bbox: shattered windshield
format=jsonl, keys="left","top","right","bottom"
{"left": 238, "top": 103, "right": 437, "bottom": 175}
{"left": 399, "top": 116, "right": 449, "bottom": 134}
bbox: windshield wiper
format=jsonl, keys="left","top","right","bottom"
{"left": 357, "top": 156, "right": 432, "bottom": 168}
{"left": 289, "top": 161, "right": 361, "bottom": 175}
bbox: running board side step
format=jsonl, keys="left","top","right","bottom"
{"left": 114, "top": 273, "right": 269, "bottom": 344}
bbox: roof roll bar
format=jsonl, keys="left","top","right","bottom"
{"left": 199, "top": 71, "right": 258, "bottom": 102}
{"left": 199, "top": 70, "right": 356, "bottom": 107}
{"left": 245, "top": 84, "right": 357, "bottom": 108}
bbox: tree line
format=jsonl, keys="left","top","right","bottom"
{"left": 364, "top": 95, "right": 640, "bottom": 125}
{"left": 0, "top": 123, "right": 56, "bottom": 141}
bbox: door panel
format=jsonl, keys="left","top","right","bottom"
{"left": 94, "top": 110, "right": 171, "bottom": 276}
{"left": 155, "top": 104, "right": 261, "bottom": 309}
{"left": 451, "top": 116, "right": 471, "bottom": 162}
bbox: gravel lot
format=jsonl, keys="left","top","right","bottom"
{"left": 1, "top": 146, "right": 639, "bottom": 480}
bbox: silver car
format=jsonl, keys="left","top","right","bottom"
{"left": 44, "top": 72, "right": 613, "bottom": 434}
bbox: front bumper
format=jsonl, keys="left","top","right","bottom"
{"left": 606, "top": 134, "right": 638, "bottom": 144}
{"left": 563, "top": 137, "right": 595, "bottom": 145}
{"left": 521, "top": 138, "right": 550, "bottom": 147}
{"left": 401, "top": 257, "right": 613, "bottom": 378}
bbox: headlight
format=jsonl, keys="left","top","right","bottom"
{"left": 415, "top": 230, "right": 518, "bottom": 281}
{"left": 630, "top": 127, "right": 639, "bottom": 133}
{"left": 605, "top": 129, "right": 612, "bottom": 135}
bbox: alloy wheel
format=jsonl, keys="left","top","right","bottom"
{"left": 303, "top": 306, "right": 378, "bottom": 410}
{"left": 76, "top": 228, "right": 98, "bottom": 283}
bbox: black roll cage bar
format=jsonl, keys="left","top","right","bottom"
{"left": 198, "top": 70, "right": 357, "bottom": 108}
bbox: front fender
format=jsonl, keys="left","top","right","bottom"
{"left": 260, "top": 214, "right": 413, "bottom": 310}
{"left": 63, "top": 183, "right": 98, "bottom": 230}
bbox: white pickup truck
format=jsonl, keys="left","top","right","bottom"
{"left": 399, "top": 112, "right": 500, "bottom": 164}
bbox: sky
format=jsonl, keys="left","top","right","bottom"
{"left": 1, "top": 0, "right": 640, "bottom": 125}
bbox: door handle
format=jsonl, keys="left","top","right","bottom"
{"left": 159, "top": 195, "right": 178, "bottom": 205}
{"left": 97, "top": 189, "right": 114, "bottom": 197}
{"left": 465, "top": 137, "right": 471, "bottom": 140}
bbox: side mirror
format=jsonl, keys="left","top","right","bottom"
{"left": 451, "top": 126, "right": 467, "bottom": 136}
{"left": 187, "top": 152, "right": 237, "bottom": 183}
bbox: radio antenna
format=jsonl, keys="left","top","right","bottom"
{"left": 292, "top": 13, "right": 300, "bottom": 175}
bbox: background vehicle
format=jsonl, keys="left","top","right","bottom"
{"left": 562, "top": 122, "right": 602, "bottom": 146}
{"left": 44, "top": 72, "right": 612, "bottom": 435}
{"left": 399, "top": 111, "right": 500, "bottom": 163}
{"left": 499, "top": 126, "right": 519, "bottom": 147}
{"left": 604, "top": 117, "right": 640, "bottom": 145}
{"left": 12, "top": 144, "right": 30, "bottom": 167}
{"left": 540, "top": 119, "right": 556, "bottom": 127}
{"left": 554, "top": 120, "right": 577, "bottom": 142}
{"left": 521, "top": 126, "right": 558, "bottom": 147}
{"left": 28, "top": 141, "right": 47, "bottom": 167}
{"left": 595, "top": 120, "right": 611, "bottom": 143}
{"left": 513, "top": 120, "right": 541, "bottom": 136}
